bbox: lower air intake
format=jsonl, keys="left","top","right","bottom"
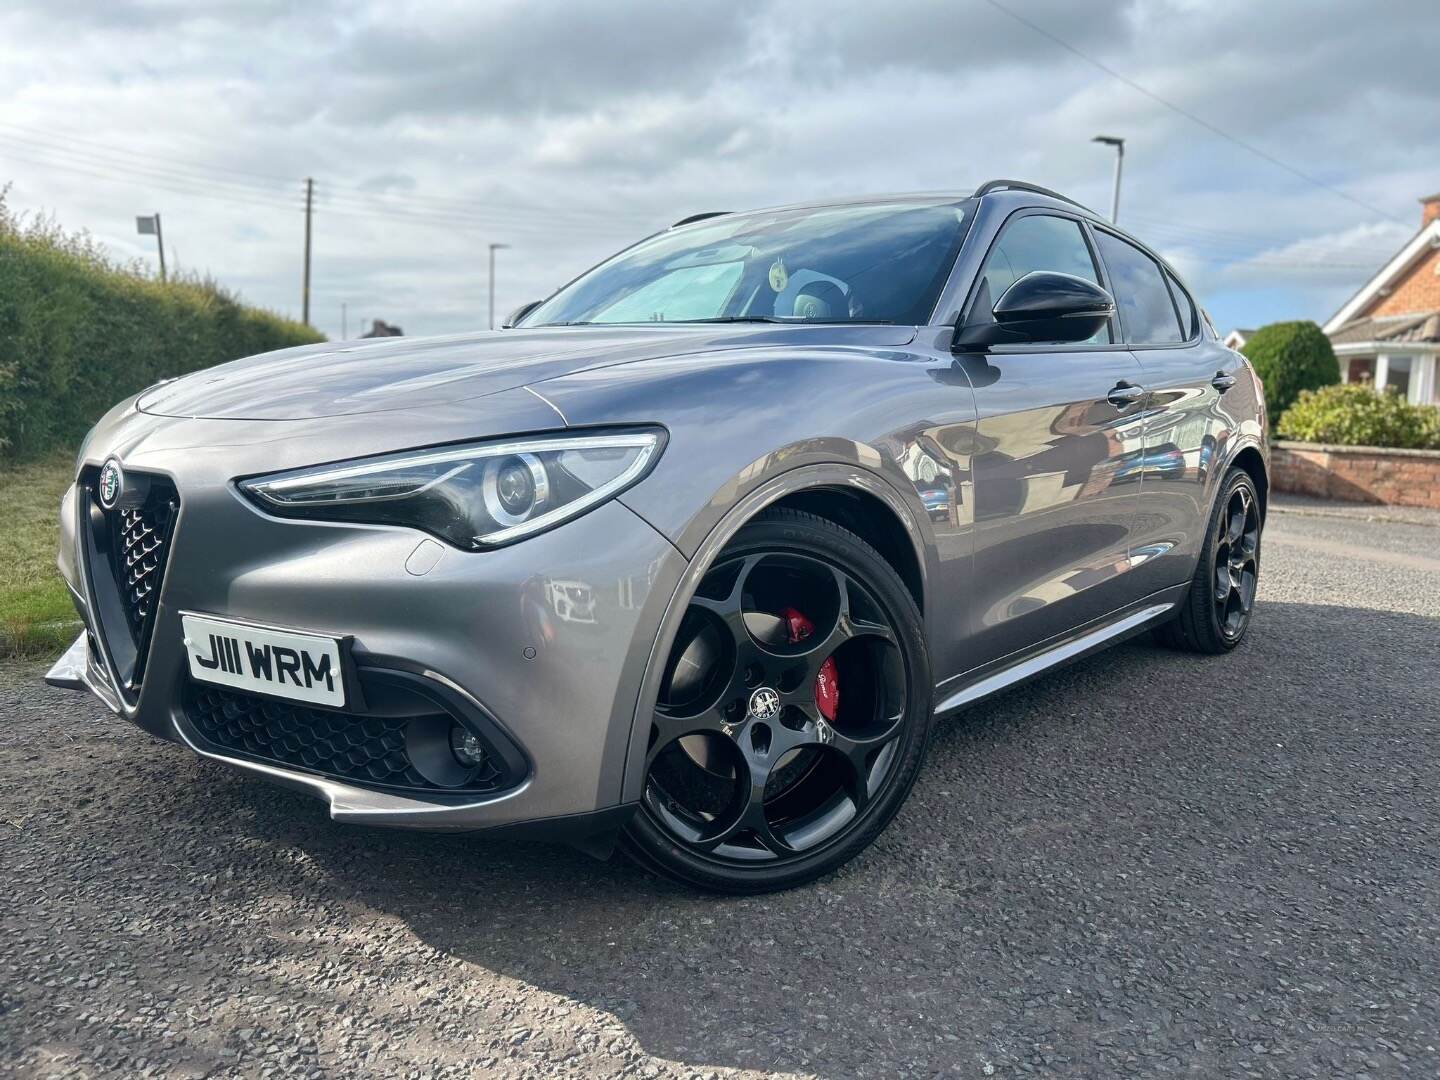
{"left": 183, "top": 681, "right": 510, "bottom": 796}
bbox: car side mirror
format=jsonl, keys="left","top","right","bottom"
{"left": 953, "top": 271, "right": 1115, "bottom": 349}
{"left": 503, "top": 300, "right": 543, "bottom": 329}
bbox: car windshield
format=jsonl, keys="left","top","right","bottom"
{"left": 521, "top": 199, "right": 973, "bottom": 328}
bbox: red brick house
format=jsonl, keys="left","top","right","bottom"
{"left": 1322, "top": 192, "right": 1440, "bottom": 404}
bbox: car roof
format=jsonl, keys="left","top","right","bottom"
{"left": 676, "top": 184, "right": 1104, "bottom": 227}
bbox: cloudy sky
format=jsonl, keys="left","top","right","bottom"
{"left": 2, "top": 0, "right": 1435, "bottom": 339}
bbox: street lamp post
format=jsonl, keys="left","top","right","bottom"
{"left": 488, "top": 243, "right": 511, "bottom": 330}
{"left": 136, "top": 212, "right": 167, "bottom": 282}
{"left": 1092, "top": 135, "right": 1125, "bottom": 223}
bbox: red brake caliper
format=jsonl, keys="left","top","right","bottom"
{"left": 780, "top": 607, "right": 840, "bottom": 722}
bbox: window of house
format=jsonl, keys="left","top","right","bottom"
{"left": 1347, "top": 357, "right": 1375, "bottom": 385}
{"left": 1095, "top": 231, "right": 1185, "bottom": 344}
{"left": 967, "top": 214, "right": 1111, "bottom": 344}
{"left": 1386, "top": 356, "right": 1413, "bottom": 400}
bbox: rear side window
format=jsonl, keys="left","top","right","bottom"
{"left": 1095, "top": 231, "right": 1184, "bottom": 344}
{"left": 968, "top": 214, "right": 1110, "bottom": 343}
{"left": 1165, "top": 270, "right": 1197, "bottom": 339}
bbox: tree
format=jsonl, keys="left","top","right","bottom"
{"left": 1240, "top": 320, "right": 1340, "bottom": 428}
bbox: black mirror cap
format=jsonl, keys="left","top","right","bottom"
{"left": 503, "top": 300, "right": 544, "bottom": 329}
{"left": 953, "top": 271, "right": 1115, "bottom": 349}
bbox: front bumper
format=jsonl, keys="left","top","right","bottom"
{"left": 50, "top": 406, "right": 688, "bottom": 835}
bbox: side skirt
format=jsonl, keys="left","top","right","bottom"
{"left": 934, "top": 585, "right": 1186, "bottom": 717}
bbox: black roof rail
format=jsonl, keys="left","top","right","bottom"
{"left": 670, "top": 211, "right": 730, "bottom": 228}
{"left": 972, "top": 179, "right": 1092, "bottom": 212}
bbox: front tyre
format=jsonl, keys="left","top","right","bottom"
{"left": 1155, "top": 467, "right": 1262, "bottom": 654}
{"left": 621, "top": 508, "right": 932, "bottom": 894}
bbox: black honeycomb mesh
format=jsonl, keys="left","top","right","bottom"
{"left": 90, "top": 475, "right": 177, "bottom": 687}
{"left": 184, "top": 683, "right": 504, "bottom": 793}
{"left": 112, "top": 495, "right": 175, "bottom": 638}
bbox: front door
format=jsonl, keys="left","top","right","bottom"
{"left": 951, "top": 211, "right": 1148, "bottom": 674}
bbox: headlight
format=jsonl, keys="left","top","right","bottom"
{"left": 240, "top": 428, "right": 664, "bottom": 549}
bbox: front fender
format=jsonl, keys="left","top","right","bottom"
{"left": 627, "top": 432, "right": 941, "bottom": 561}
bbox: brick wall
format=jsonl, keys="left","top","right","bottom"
{"left": 1366, "top": 244, "right": 1440, "bottom": 318}
{"left": 1272, "top": 441, "right": 1440, "bottom": 508}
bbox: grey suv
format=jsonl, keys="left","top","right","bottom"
{"left": 49, "top": 180, "right": 1267, "bottom": 892}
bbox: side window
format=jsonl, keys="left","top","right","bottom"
{"left": 1094, "top": 231, "right": 1184, "bottom": 344}
{"left": 969, "top": 214, "right": 1111, "bottom": 344}
{"left": 1164, "top": 269, "right": 1197, "bottom": 339}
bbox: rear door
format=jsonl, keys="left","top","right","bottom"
{"left": 1091, "top": 228, "right": 1238, "bottom": 594}
{"left": 956, "top": 210, "right": 1149, "bottom": 672}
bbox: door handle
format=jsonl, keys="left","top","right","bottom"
{"left": 1106, "top": 381, "right": 1146, "bottom": 408}
{"left": 1211, "top": 371, "right": 1237, "bottom": 391}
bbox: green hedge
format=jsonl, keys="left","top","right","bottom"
{"left": 0, "top": 192, "right": 323, "bottom": 463}
{"left": 1240, "top": 320, "right": 1340, "bottom": 428}
{"left": 1277, "top": 383, "right": 1440, "bottom": 450}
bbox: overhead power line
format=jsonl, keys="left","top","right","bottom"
{"left": 0, "top": 121, "right": 1393, "bottom": 275}
{"left": 1124, "top": 212, "right": 1398, "bottom": 255}
{"left": 979, "top": 0, "right": 1406, "bottom": 227}
{"left": 0, "top": 137, "right": 653, "bottom": 242}
{"left": 1127, "top": 225, "right": 1395, "bottom": 265}
{"left": 0, "top": 121, "right": 664, "bottom": 235}
{"left": 0, "top": 115, "right": 639, "bottom": 226}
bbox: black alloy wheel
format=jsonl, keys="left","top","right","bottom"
{"left": 1156, "top": 467, "right": 1263, "bottom": 654}
{"left": 621, "top": 508, "right": 932, "bottom": 893}
{"left": 1213, "top": 482, "right": 1260, "bottom": 641}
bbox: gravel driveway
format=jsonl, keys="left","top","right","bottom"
{"left": 4, "top": 501, "right": 1439, "bottom": 1079}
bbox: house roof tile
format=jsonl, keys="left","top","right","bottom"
{"left": 1329, "top": 311, "right": 1440, "bottom": 345}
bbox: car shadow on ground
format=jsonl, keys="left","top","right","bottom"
{"left": 157, "top": 600, "right": 1440, "bottom": 1076}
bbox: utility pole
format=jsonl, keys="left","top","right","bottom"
{"left": 302, "top": 177, "right": 314, "bottom": 325}
{"left": 488, "top": 242, "right": 510, "bottom": 330}
{"left": 341, "top": 302, "right": 348, "bottom": 339}
{"left": 1092, "top": 135, "right": 1125, "bottom": 223}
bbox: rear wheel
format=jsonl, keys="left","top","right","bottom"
{"left": 1155, "top": 468, "right": 1262, "bottom": 653}
{"left": 621, "top": 508, "right": 932, "bottom": 893}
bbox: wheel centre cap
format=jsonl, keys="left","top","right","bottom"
{"left": 748, "top": 687, "right": 781, "bottom": 722}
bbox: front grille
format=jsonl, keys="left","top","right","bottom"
{"left": 81, "top": 470, "right": 179, "bottom": 692}
{"left": 184, "top": 682, "right": 508, "bottom": 795}
{"left": 110, "top": 496, "right": 176, "bottom": 641}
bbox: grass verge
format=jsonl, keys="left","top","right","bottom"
{"left": 1, "top": 450, "right": 79, "bottom": 659}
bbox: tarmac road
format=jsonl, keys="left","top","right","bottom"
{"left": 3, "top": 499, "right": 1438, "bottom": 1078}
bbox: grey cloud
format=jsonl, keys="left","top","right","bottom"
{"left": 529, "top": 99, "right": 770, "bottom": 176}
{"left": 315, "top": 0, "right": 767, "bottom": 124}
{"left": 2, "top": 0, "right": 1438, "bottom": 339}
{"left": 356, "top": 172, "right": 418, "bottom": 194}
{"left": 764, "top": 0, "right": 1133, "bottom": 79}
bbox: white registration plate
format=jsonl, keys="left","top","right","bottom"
{"left": 181, "top": 613, "right": 345, "bottom": 708}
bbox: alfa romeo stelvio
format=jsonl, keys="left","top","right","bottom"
{"left": 49, "top": 181, "right": 1267, "bottom": 892}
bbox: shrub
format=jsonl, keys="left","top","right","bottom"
{"left": 1424, "top": 403, "right": 1440, "bottom": 449}
{"left": 0, "top": 190, "right": 324, "bottom": 463}
{"left": 1241, "top": 320, "right": 1340, "bottom": 427}
{"left": 1276, "top": 383, "right": 1440, "bottom": 450}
